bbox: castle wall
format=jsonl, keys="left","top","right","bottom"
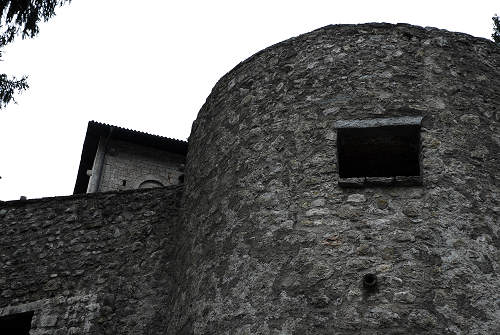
{"left": 171, "top": 24, "right": 500, "bottom": 334}
{"left": 1, "top": 23, "right": 499, "bottom": 335}
{"left": 0, "top": 186, "right": 183, "bottom": 334}
{"left": 95, "top": 139, "right": 185, "bottom": 192}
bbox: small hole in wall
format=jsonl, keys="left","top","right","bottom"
{"left": 122, "top": 180, "right": 127, "bottom": 186}
{"left": 363, "top": 273, "right": 378, "bottom": 290}
{"left": 0, "top": 311, "right": 34, "bottom": 335}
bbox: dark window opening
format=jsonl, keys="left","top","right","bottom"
{"left": 0, "top": 311, "right": 34, "bottom": 335}
{"left": 336, "top": 117, "right": 422, "bottom": 185}
{"left": 122, "top": 179, "right": 127, "bottom": 186}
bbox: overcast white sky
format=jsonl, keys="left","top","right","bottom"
{"left": 0, "top": 0, "right": 498, "bottom": 201}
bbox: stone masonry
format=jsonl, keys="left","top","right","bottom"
{"left": 171, "top": 23, "right": 500, "bottom": 334}
{"left": 0, "top": 187, "right": 183, "bottom": 334}
{"left": 0, "top": 23, "right": 499, "bottom": 334}
{"left": 97, "top": 139, "right": 185, "bottom": 192}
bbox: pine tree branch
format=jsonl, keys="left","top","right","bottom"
{"left": 493, "top": 14, "right": 500, "bottom": 44}
{"left": 0, "top": 74, "right": 29, "bottom": 108}
{"left": 0, "top": 0, "right": 71, "bottom": 109}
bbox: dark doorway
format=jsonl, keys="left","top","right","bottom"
{"left": 0, "top": 311, "right": 34, "bottom": 335}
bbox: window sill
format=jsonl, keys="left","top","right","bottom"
{"left": 338, "top": 176, "right": 422, "bottom": 188}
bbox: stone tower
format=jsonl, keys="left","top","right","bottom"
{"left": 0, "top": 23, "right": 499, "bottom": 334}
{"left": 169, "top": 23, "right": 500, "bottom": 333}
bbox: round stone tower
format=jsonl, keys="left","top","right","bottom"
{"left": 171, "top": 23, "right": 500, "bottom": 334}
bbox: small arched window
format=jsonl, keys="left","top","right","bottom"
{"left": 138, "top": 180, "right": 164, "bottom": 189}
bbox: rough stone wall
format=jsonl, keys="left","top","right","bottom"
{"left": 0, "top": 186, "right": 183, "bottom": 334}
{"left": 171, "top": 24, "right": 500, "bottom": 334}
{"left": 98, "top": 139, "right": 185, "bottom": 192}
{"left": 1, "top": 23, "right": 499, "bottom": 335}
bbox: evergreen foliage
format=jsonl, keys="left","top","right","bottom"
{"left": 0, "top": 0, "right": 71, "bottom": 108}
{"left": 493, "top": 14, "right": 500, "bottom": 44}
{"left": 0, "top": 74, "right": 28, "bottom": 108}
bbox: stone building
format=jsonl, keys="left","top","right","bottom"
{"left": 73, "top": 121, "right": 187, "bottom": 194}
{"left": 0, "top": 23, "right": 499, "bottom": 334}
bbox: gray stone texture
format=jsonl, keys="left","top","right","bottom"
{"left": 171, "top": 23, "right": 500, "bottom": 334}
{"left": 95, "top": 139, "right": 185, "bottom": 192}
{"left": 0, "top": 186, "right": 183, "bottom": 334}
{"left": 0, "top": 23, "right": 499, "bottom": 334}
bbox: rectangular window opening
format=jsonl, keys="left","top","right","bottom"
{"left": 336, "top": 116, "right": 422, "bottom": 187}
{"left": 0, "top": 311, "right": 34, "bottom": 335}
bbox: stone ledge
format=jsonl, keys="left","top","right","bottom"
{"left": 339, "top": 176, "right": 423, "bottom": 188}
{"left": 0, "top": 185, "right": 184, "bottom": 209}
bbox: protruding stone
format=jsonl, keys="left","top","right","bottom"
{"left": 376, "top": 199, "right": 389, "bottom": 209}
{"left": 394, "top": 291, "right": 416, "bottom": 303}
{"left": 311, "top": 198, "right": 326, "bottom": 207}
{"left": 347, "top": 194, "right": 366, "bottom": 203}
{"left": 305, "top": 208, "right": 330, "bottom": 217}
